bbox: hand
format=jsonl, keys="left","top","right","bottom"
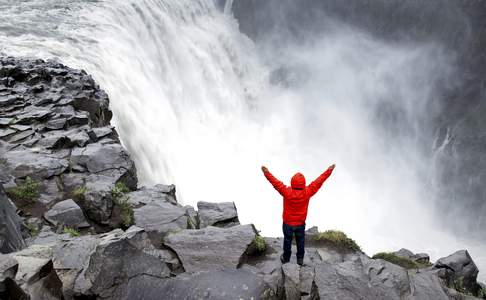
{"left": 328, "top": 164, "right": 336, "bottom": 171}
{"left": 261, "top": 166, "right": 268, "bottom": 173}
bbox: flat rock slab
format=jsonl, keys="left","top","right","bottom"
{"left": 128, "top": 184, "right": 177, "bottom": 206}
{"left": 133, "top": 203, "right": 188, "bottom": 238}
{"left": 197, "top": 201, "right": 240, "bottom": 228}
{"left": 120, "top": 268, "right": 275, "bottom": 300}
{"left": 2, "top": 148, "right": 69, "bottom": 180}
{"left": 44, "top": 199, "right": 89, "bottom": 228}
{"left": 164, "top": 224, "right": 256, "bottom": 273}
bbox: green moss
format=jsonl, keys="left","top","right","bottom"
{"left": 73, "top": 186, "right": 87, "bottom": 199}
{"left": 311, "top": 230, "right": 361, "bottom": 252}
{"left": 478, "top": 286, "right": 486, "bottom": 299}
{"left": 253, "top": 235, "right": 266, "bottom": 253}
{"left": 25, "top": 223, "right": 39, "bottom": 237}
{"left": 63, "top": 227, "right": 80, "bottom": 237}
{"left": 7, "top": 177, "right": 40, "bottom": 202}
{"left": 111, "top": 182, "right": 130, "bottom": 199}
{"left": 115, "top": 196, "right": 133, "bottom": 228}
{"left": 111, "top": 182, "right": 133, "bottom": 228}
{"left": 372, "top": 252, "right": 421, "bottom": 269}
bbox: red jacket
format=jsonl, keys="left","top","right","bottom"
{"left": 263, "top": 168, "right": 333, "bottom": 226}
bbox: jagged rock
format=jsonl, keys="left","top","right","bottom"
{"left": 13, "top": 255, "right": 63, "bottom": 300}
{"left": 127, "top": 184, "right": 177, "bottom": 206}
{"left": 197, "top": 201, "right": 240, "bottom": 228}
{"left": 408, "top": 269, "right": 451, "bottom": 300}
{"left": 133, "top": 202, "right": 189, "bottom": 243}
{"left": 281, "top": 263, "right": 300, "bottom": 300}
{"left": 395, "top": 248, "right": 414, "bottom": 259}
{"left": 80, "top": 174, "right": 116, "bottom": 224}
{"left": 44, "top": 199, "right": 89, "bottom": 228}
{"left": 2, "top": 148, "right": 69, "bottom": 180}
{"left": 132, "top": 268, "right": 276, "bottom": 300}
{"left": 87, "top": 126, "right": 116, "bottom": 142}
{"left": 363, "top": 256, "right": 410, "bottom": 297}
{"left": 434, "top": 250, "right": 480, "bottom": 294}
{"left": 299, "top": 265, "right": 315, "bottom": 297}
{"left": 0, "top": 254, "right": 29, "bottom": 300}
{"left": 164, "top": 224, "right": 257, "bottom": 273}
{"left": 413, "top": 253, "right": 430, "bottom": 264}
{"left": 70, "top": 143, "right": 137, "bottom": 189}
{"left": 184, "top": 205, "right": 199, "bottom": 229}
{"left": 312, "top": 260, "right": 386, "bottom": 299}
{"left": 394, "top": 248, "right": 430, "bottom": 264}
{"left": 0, "top": 185, "right": 25, "bottom": 253}
{"left": 73, "top": 228, "right": 170, "bottom": 299}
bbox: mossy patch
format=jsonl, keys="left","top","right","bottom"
{"left": 478, "top": 286, "right": 486, "bottom": 299}
{"left": 309, "top": 230, "right": 361, "bottom": 252}
{"left": 111, "top": 182, "right": 133, "bottom": 228}
{"left": 253, "top": 235, "right": 266, "bottom": 253}
{"left": 111, "top": 182, "right": 130, "bottom": 199}
{"left": 73, "top": 186, "right": 87, "bottom": 200}
{"left": 63, "top": 226, "right": 80, "bottom": 237}
{"left": 25, "top": 223, "right": 39, "bottom": 237}
{"left": 372, "top": 252, "right": 425, "bottom": 269}
{"left": 6, "top": 176, "right": 40, "bottom": 202}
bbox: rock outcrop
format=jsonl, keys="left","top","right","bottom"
{"left": 0, "top": 56, "right": 483, "bottom": 300}
{"left": 0, "top": 186, "right": 25, "bottom": 253}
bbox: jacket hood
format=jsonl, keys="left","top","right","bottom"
{"left": 291, "top": 173, "right": 306, "bottom": 190}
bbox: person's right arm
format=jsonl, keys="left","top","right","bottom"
{"left": 261, "top": 166, "right": 287, "bottom": 196}
{"left": 307, "top": 164, "right": 335, "bottom": 197}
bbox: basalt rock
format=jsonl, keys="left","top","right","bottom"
{"left": 197, "top": 201, "right": 240, "bottom": 228}
{"left": 0, "top": 185, "right": 25, "bottom": 254}
{"left": 44, "top": 199, "right": 89, "bottom": 229}
{"left": 164, "top": 224, "right": 257, "bottom": 273}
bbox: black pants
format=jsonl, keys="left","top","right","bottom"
{"left": 282, "top": 223, "right": 306, "bottom": 262}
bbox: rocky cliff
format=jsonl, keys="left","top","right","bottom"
{"left": 0, "top": 56, "right": 484, "bottom": 300}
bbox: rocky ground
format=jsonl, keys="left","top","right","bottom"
{"left": 0, "top": 56, "right": 485, "bottom": 300}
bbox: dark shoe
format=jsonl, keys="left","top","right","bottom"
{"left": 280, "top": 254, "right": 289, "bottom": 264}
{"left": 297, "top": 257, "right": 304, "bottom": 266}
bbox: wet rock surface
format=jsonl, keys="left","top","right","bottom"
{"left": 0, "top": 56, "right": 483, "bottom": 299}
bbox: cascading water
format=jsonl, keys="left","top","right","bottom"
{"left": 1, "top": 0, "right": 484, "bottom": 280}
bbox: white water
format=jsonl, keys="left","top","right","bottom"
{"left": 0, "top": 0, "right": 484, "bottom": 280}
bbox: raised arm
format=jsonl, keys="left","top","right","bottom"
{"left": 261, "top": 166, "right": 287, "bottom": 196}
{"left": 307, "top": 164, "right": 335, "bottom": 197}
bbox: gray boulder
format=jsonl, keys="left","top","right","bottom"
{"left": 127, "top": 185, "right": 190, "bottom": 243}
{"left": 2, "top": 148, "right": 69, "bottom": 180}
{"left": 281, "top": 263, "right": 300, "bottom": 300}
{"left": 133, "top": 202, "right": 189, "bottom": 243}
{"left": 121, "top": 268, "right": 276, "bottom": 300}
{"left": 394, "top": 248, "right": 430, "bottom": 264}
{"left": 13, "top": 255, "right": 63, "bottom": 300}
{"left": 407, "top": 269, "right": 452, "bottom": 300}
{"left": 197, "top": 201, "right": 240, "bottom": 228}
{"left": 79, "top": 174, "right": 116, "bottom": 224}
{"left": 0, "top": 185, "right": 25, "bottom": 253}
{"left": 44, "top": 199, "right": 89, "bottom": 228}
{"left": 0, "top": 254, "right": 28, "bottom": 300}
{"left": 70, "top": 143, "right": 137, "bottom": 189}
{"left": 312, "top": 255, "right": 411, "bottom": 300}
{"left": 164, "top": 224, "right": 257, "bottom": 273}
{"left": 127, "top": 184, "right": 177, "bottom": 206}
{"left": 395, "top": 248, "right": 414, "bottom": 259}
{"left": 73, "top": 228, "right": 170, "bottom": 299}
{"left": 434, "top": 250, "right": 480, "bottom": 294}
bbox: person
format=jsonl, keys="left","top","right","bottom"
{"left": 261, "top": 164, "right": 335, "bottom": 265}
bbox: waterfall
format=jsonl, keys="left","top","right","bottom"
{"left": 0, "top": 0, "right": 484, "bottom": 280}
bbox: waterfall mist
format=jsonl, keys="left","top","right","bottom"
{"left": 0, "top": 0, "right": 484, "bottom": 280}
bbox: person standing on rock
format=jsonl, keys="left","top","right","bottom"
{"left": 261, "top": 164, "right": 335, "bottom": 266}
